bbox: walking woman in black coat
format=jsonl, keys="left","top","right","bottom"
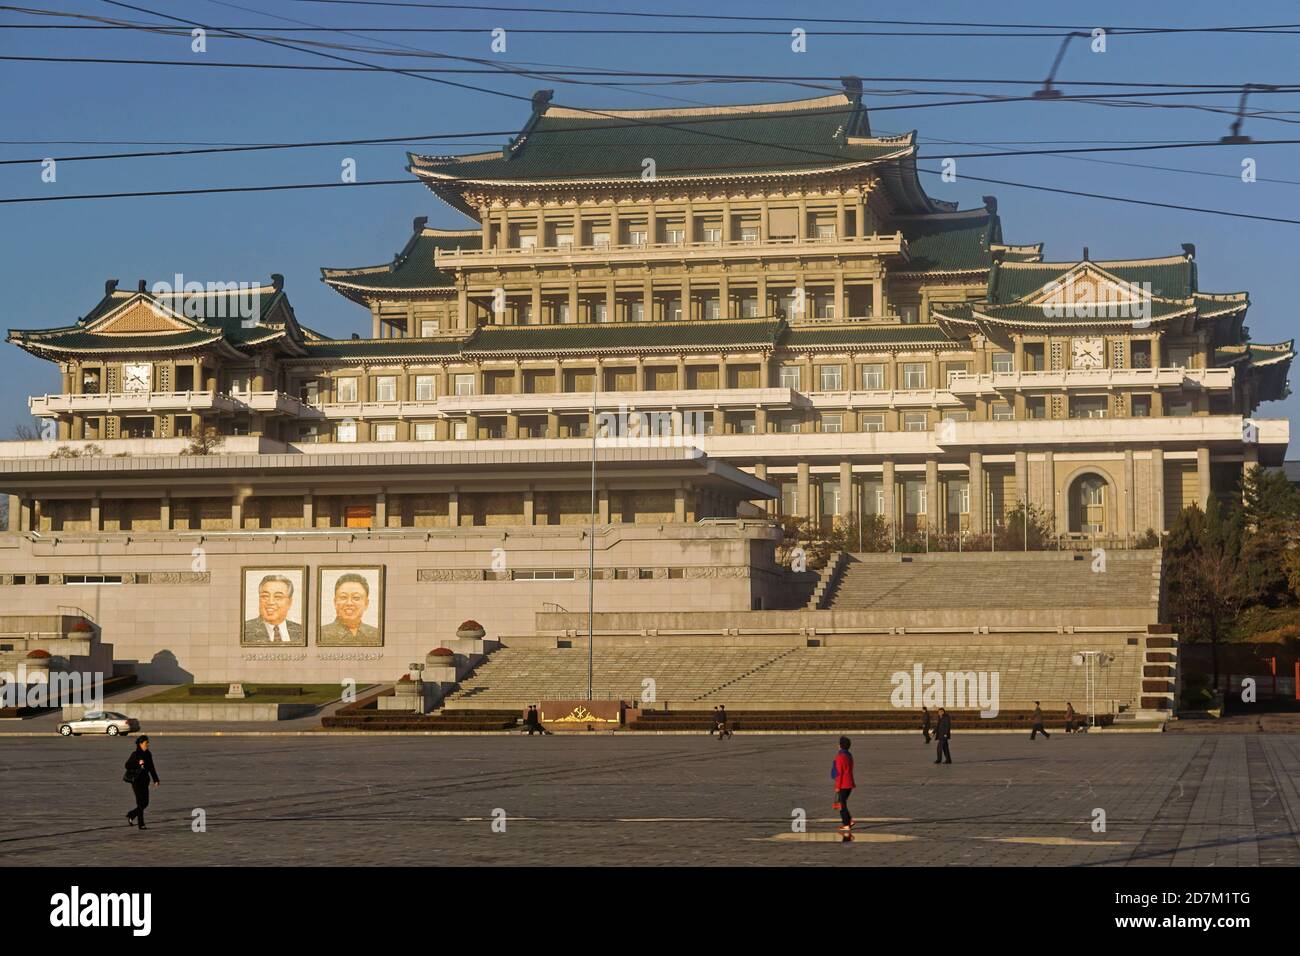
{"left": 124, "top": 736, "right": 160, "bottom": 830}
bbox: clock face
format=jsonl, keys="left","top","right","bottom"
{"left": 121, "top": 362, "right": 152, "bottom": 393}
{"left": 1072, "top": 338, "right": 1103, "bottom": 369}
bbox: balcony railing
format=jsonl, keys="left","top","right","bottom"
{"left": 29, "top": 390, "right": 314, "bottom": 418}
{"left": 947, "top": 366, "right": 1235, "bottom": 396}
{"left": 437, "top": 232, "right": 909, "bottom": 267}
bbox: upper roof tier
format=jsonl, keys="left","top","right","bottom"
{"left": 408, "top": 82, "right": 951, "bottom": 215}
{"left": 321, "top": 219, "right": 476, "bottom": 303}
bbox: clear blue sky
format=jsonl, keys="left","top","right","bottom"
{"left": 2, "top": 0, "right": 1297, "bottom": 438}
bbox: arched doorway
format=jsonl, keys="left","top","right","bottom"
{"left": 1068, "top": 474, "right": 1108, "bottom": 534}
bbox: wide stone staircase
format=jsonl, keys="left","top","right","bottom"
{"left": 443, "top": 646, "right": 791, "bottom": 709}
{"left": 826, "top": 551, "right": 1160, "bottom": 611}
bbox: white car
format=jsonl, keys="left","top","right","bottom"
{"left": 58, "top": 711, "right": 139, "bottom": 736}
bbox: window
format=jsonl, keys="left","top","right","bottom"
{"left": 942, "top": 410, "right": 970, "bottom": 423}
{"left": 778, "top": 365, "right": 802, "bottom": 390}
{"left": 812, "top": 292, "right": 836, "bottom": 319}
{"left": 1026, "top": 397, "right": 1047, "bottom": 420}
{"left": 821, "top": 483, "right": 841, "bottom": 517}
{"left": 65, "top": 574, "right": 122, "bottom": 585}
{"left": 556, "top": 233, "right": 574, "bottom": 249}
{"left": 519, "top": 235, "right": 537, "bottom": 252}
{"left": 780, "top": 482, "right": 798, "bottom": 515}
{"left": 454, "top": 374, "right": 475, "bottom": 396}
{"left": 336, "top": 420, "right": 357, "bottom": 443}
{"left": 818, "top": 365, "right": 844, "bottom": 391}
{"left": 412, "top": 422, "right": 435, "bottom": 441}
{"left": 593, "top": 300, "right": 609, "bottom": 323}
{"left": 420, "top": 320, "right": 439, "bottom": 337}
{"left": 629, "top": 300, "right": 645, "bottom": 322}
{"left": 739, "top": 296, "right": 759, "bottom": 318}
{"left": 902, "top": 363, "right": 927, "bottom": 389}
{"left": 1131, "top": 395, "right": 1151, "bottom": 418}
{"left": 336, "top": 377, "right": 358, "bottom": 403}
{"left": 945, "top": 363, "right": 970, "bottom": 387}
{"left": 947, "top": 480, "right": 970, "bottom": 517}
{"left": 453, "top": 421, "right": 468, "bottom": 440}
{"left": 414, "top": 375, "right": 435, "bottom": 401}
{"left": 861, "top": 364, "right": 885, "bottom": 390}
{"left": 374, "top": 423, "right": 397, "bottom": 442}
{"left": 992, "top": 352, "right": 1014, "bottom": 374}
{"left": 821, "top": 414, "right": 843, "bottom": 433}
{"left": 1070, "top": 396, "right": 1108, "bottom": 419}
{"left": 514, "top": 569, "right": 577, "bottom": 581}
{"left": 702, "top": 226, "right": 722, "bottom": 243}
{"left": 898, "top": 305, "right": 920, "bottom": 325}
{"left": 1130, "top": 341, "right": 1152, "bottom": 369}
{"left": 1167, "top": 399, "right": 1193, "bottom": 417}
{"left": 904, "top": 479, "right": 927, "bottom": 516}
{"left": 991, "top": 403, "right": 1014, "bottom": 421}
{"left": 775, "top": 415, "right": 803, "bottom": 434}
{"left": 592, "top": 232, "right": 610, "bottom": 248}
{"left": 815, "top": 222, "right": 837, "bottom": 239}
{"left": 629, "top": 229, "right": 648, "bottom": 246}
{"left": 702, "top": 298, "right": 720, "bottom": 321}
{"left": 375, "top": 376, "right": 396, "bottom": 402}
{"left": 666, "top": 227, "right": 685, "bottom": 244}
{"left": 861, "top": 414, "right": 885, "bottom": 433}
{"left": 903, "top": 412, "right": 928, "bottom": 432}
{"left": 1023, "top": 344, "right": 1046, "bottom": 371}
{"left": 740, "top": 226, "right": 760, "bottom": 244}
{"left": 298, "top": 425, "right": 320, "bottom": 443}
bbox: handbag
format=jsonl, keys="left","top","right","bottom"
{"left": 123, "top": 766, "right": 141, "bottom": 784}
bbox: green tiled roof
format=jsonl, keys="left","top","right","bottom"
{"left": 9, "top": 327, "right": 225, "bottom": 354}
{"left": 410, "top": 91, "right": 908, "bottom": 183}
{"left": 465, "top": 317, "right": 783, "bottom": 355}
{"left": 322, "top": 225, "right": 475, "bottom": 299}
{"left": 895, "top": 209, "right": 1000, "bottom": 273}
{"left": 782, "top": 324, "right": 961, "bottom": 350}
{"left": 989, "top": 256, "right": 1195, "bottom": 303}
{"left": 299, "top": 338, "right": 466, "bottom": 359}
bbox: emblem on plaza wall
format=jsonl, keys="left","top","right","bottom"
{"left": 240, "top": 567, "right": 309, "bottom": 647}
{"left": 316, "top": 565, "right": 385, "bottom": 647}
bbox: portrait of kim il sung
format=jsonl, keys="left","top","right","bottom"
{"left": 317, "top": 566, "right": 384, "bottom": 647}
{"left": 240, "top": 567, "right": 308, "bottom": 646}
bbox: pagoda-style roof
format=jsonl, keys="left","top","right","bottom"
{"left": 891, "top": 203, "right": 1006, "bottom": 276}
{"left": 409, "top": 81, "right": 952, "bottom": 216}
{"left": 931, "top": 250, "right": 1251, "bottom": 338}
{"left": 1215, "top": 340, "right": 1294, "bottom": 401}
{"left": 8, "top": 277, "right": 308, "bottom": 360}
{"left": 321, "top": 218, "right": 477, "bottom": 303}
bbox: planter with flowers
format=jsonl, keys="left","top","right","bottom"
{"left": 456, "top": 620, "right": 486, "bottom": 641}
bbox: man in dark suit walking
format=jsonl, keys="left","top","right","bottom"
{"left": 933, "top": 707, "right": 952, "bottom": 764}
{"left": 1030, "top": 701, "right": 1051, "bottom": 740}
{"left": 921, "top": 705, "right": 932, "bottom": 744}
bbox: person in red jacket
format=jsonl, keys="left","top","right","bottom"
{"left": 830, "top": 736, "right": 856, "bottom": 831}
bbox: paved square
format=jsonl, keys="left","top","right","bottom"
{"left": 3, "top": 732, "right": 1298, "bottom": 866}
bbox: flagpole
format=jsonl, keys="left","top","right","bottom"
{"left": 588, "top": 382, "right": 597, "bottom": 702}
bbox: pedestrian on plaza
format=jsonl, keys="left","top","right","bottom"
{"left": 123, "top": 736, "right": 160, "bottom": 830}
{"left": 921, "top": 705, "right": 932, "bottom": 744}
{"left": 831, "top": 736, "right": 856, "bottom": 832}
{"left": 716, "top": 705, "right": 733, "bottom": 740}
{"left": 1030, "top": 701, "right": 1050, "bottom": 740}
{"left": 709, "top": 706, "right": 721, "bottom": 737}
{"left": 933, "top": 707, "right": 952, "bottom": 765}
{"left": 1064, "top": 702, "right": 1077, "bottom": 734}
{"left": 525, "top": 704, "right": 549, "bottom": 736}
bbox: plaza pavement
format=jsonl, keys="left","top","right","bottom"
{"left": 2, "top": 732, "right": 1298, "bottom": 866}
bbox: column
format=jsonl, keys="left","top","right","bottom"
{"left": 1150, "top": 448, "right": 1166, "bottom": 534}
{"left": 719, "top": 271, "right": 730, "bottom": 318}
{"left": 839, "top": 461, "right": 853, "bottom": 521}
{"left": 643, "top": 276, "right": 653, "bottom": 323}
{"left": 435, "top": 419, "right": 449, "bottom": 442}
{"left": 536, "top": 208, "right": 546, "bottom": 246}
{"left": 797, "top": 198, "right": 808, "bottom": 240}
{"left": 754, "top": 407, "right": 768, "bottom": 434}
{"left": 755, "top": 463, "right": 772, "bottom": 515}
{"left": 835, "top": 200, "right": 847, "bottom": 239}
{"left": 506, "top": 413, "right": 519, "bottom": 439}
{"left": 480, "top": 206, "right": 491, "bottom": 250}
{"left": 1197, "top": 446, "right": 1212, "bottom": 508}
{"left": 375, "top": 491, "right": 387, "bottom": 528}
{"left": 465, "top": 413, "right": 478, "bottom": 440}
{"left": 458, "top": 287, "right": 470, "bottom": 330}
{"left": 1043, "top": 450, "right": 1056, "bottom": 532}
{"left": 968, "top": 452, "right": 984, "bottom": 534}
{"left": 872, "top": 280, "right": 884, "bottom": 318}
{"left": 680, "top": 274, "right": 690, "bottom": 321}
{"left": 531, "top": 284, "right": 542, "bottom": 326}
{"left": 448, "top": 489, "right": 460, "bottom": 526}
{"left": 89, "top": 495, "right": 101, "bottom": 533}
{"left": 606, "top": 280, "right": 616, "bottom": 324}
{"left": 160, "top": 494, "right": 171, "bottom": 532}
{"left": 797, "top": 462, "right": 811, "bottom": 519}
{"left": 496, "top": 209, "right": 508, "bottom": 250}
{"left": 722, "top": 199, "right": 733, "bottom": 242}
{"left": 597, "top": 488, "right": 610, "bottom": 523}
{"left": 759, "top": 199, "right": 770, "bottom": 241}
{"left": 1014, "top": 450, "right": 1028, "bottom": 508}
{"left": 6, "top": 494, "right": 19, "bottom": 532}
{"left": 567, "top": 281, "right": 578, "bottom": 325}
{"left": 675, "top": 355, "right": 686, "bottom": 390}
{"left": 882, "top": 460, "right": 896, "bottom": 533}
{"left": 1124, "top": 449, "right": 1136, "bottom": 537}
{"left": 303, "top": 494, "right": 314, "bottom": 528}
{"left": 634, "top": 360, "right": 646, "bottom": 392}
{"left": 19, "top": 498, "right": 32, "bottom": 533}
{"left": 756, "top": 274, "right": 768, "bottom": 314}
{"left": 673, "top": 486, "right": 686, "bottom": 521}
{"left": 231, "top": 494, "right": 243, "bottom": 530}
{"left": 925, "top": 459, "right": 939, "bottom": 533}
{"left": 833, "top": 272, "right": 845, "bottom": 320}
{"left": 855, "top": 198, "right": 866, "bottom": 238}
{"left": 546, "top": 411, "right": 559, "bottom": 439}
{"left": 523, "top": 488, "right": 535, "bottom": 526}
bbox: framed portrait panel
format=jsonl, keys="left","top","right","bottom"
{"left": 240, "top": 566, "right": 308, "bottom": 647}
{"left": 316, "top": 566, "right": 385, "bottom": 647}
